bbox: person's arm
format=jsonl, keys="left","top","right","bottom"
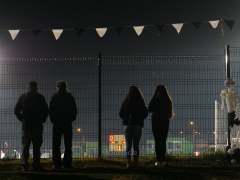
{"left": 41, "top": 96, "right": 49, "bottom": 123}
{"left": 147, "top": 98, "right": 155, "bottom": 113}
{"left": 142, "top": 106, "right": 148, "bottom": 119}
{"left": 14, "top": 96, "right": 23, "bottom": 122}
{"left": 119, "top": 105, "right": 129, "bottom": 119}
{"left": 48, "top": 96, "right": 56, "bottom": 123}
{"left": 70, "top": 95, "right": 78, "bottom": 122}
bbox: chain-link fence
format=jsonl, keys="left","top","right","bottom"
{"left": 1, "top": 53, "right": 239, "bottom": 160}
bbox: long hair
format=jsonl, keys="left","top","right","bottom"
{"left": 152, "top": 85, "right": 174, "bottom": 119}
{"left": 122, "top": 86, "right": 146, "bottom": 110}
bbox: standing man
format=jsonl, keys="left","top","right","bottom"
{"left": 14, "top": 81, "right": 48, "bottom": 171}
{"left": 49, "top": 80, "right": 77, "bottom": 169}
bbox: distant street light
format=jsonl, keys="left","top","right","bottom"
{"left": 78, "top": 128, "right": 81, "bottom": 132}
{"left": 190, "top": 122, "right": 194, "bottom": 125}
{"left": 180, "top": 131, "right": 183, "bottom": 134}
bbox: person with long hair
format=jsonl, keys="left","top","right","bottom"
{"left": 148, "top": 85, "right": 174, "bottom": 167}
{"left": 119, "top": 86, "right": 148, "bottom": 168}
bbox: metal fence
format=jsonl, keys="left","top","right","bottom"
{"left": 1, "top": 52, "right": 240, "bottom": 160}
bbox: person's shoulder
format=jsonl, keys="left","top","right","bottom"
{"left": 37, "top": 92, "right": 45, "bottom": 98}
{"left": 51, "top": 92, "right": 59, "bottom": 98}
{"left": 19, "top": 92, "right": 28, "bottom": 99}
{"left": 66, "top": 92, "right": 75, "bottom": 98}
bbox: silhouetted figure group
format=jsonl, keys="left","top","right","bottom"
{"left": 119, "top": 85, "right": 174, "bottom": 168}
{"left": 14, "top": 81, "right": 77, "bottom": 171}
{"left": 13, "top": 81, "right": 173, "bottom": 170}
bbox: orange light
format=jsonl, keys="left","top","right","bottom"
{"left": 110, "top": 141, "right": 115, "bottom": 144}
{"left": 213, "top": 132, "right": 215, "bottom": 134}
{"left": 78, "top": 128, "right": 81, "bottom": 132}
{"left": 122, "top": 141, "right": 126, "bottom": 144}
{"left": 190, "top": 122, "right": 194, "bottom": 125}
{"left": 118, "top": 145, "right": 122, "bottom": 151}
{"left": 109, "top": 135, "right": 114, "bottom": 141}
{"left": 180, "top": 131, "right": 183, "bottom": 134}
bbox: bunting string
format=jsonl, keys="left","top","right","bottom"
{"left": 4, "top": 19, "right": 237, "bottom": 40}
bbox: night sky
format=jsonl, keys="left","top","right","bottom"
{"left": 0, "top": 1, "right": 240, "bottom": 57}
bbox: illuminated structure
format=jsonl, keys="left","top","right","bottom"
{"left": 109, "top": 135, "right": 126, "bottom": 152}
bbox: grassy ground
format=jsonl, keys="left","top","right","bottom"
{"left": 1, "top": 153, "right": 240, "bottom": 180}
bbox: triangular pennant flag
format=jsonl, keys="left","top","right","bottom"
{"left": 96, "top": 28, "right": 107, "bottom": 37}
{"left": 192, "top": 22, "right": 201, "bottom": 29}
{"left": 32, "top": 29, "right": 42, "bottom": 37}
{"left": 133, "top": 26, "right": 144, "bottom": 36}
{"left": 209, "top": 20, "right": 220, "bottom": 28}
{"left": 74, "top": 29, "right": 85, "bottom": 38}
{"left": 115, "top": 27, "right": 124, "bottom": 35}
{"left": 224, "top": 20, "right": 235, "bottom": 30}
{"left": 155, "top": 25, "right": 165, "bottom": 32}
{"left": 172, "top": 23, "right": 183, "bottom": 33}
{"left": 8, "top": 30, "right": 20, "bottom": 40}
{"left": 52, "top": 29, "right": 63, "bottom": 40}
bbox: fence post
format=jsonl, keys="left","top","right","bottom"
{"left": 226, "top": 45, "right": 231, "bottom": 151}
{"left": 98, "top": 52, "right": 102, "bottom": 159}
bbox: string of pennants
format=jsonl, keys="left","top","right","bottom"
{"left": 6, "top": 20, "right": 235, "bottom": 40}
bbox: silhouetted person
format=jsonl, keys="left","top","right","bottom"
{"left": 13, "top": 149, "right": 20, "bottom": 159}
{"left": 119, "top": 86, "right": 148, "bottom": 168}
{"left": 148, "top": 85, "right": 174, "bottom": 167}
{"left": 49, "top": 80, "right": 77, "bottom": 169}
{"left": 1, "top": 150, "right": 5, "bottom": 159}
{"left": 14, "top": 81, "right": 48, "bottom": 170}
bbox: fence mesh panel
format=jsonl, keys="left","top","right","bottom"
{"left": 1, "top": 53, "right": 240, "bottom": 161}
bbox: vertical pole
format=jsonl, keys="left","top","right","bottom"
{"left": 226, "top": 45, "right": 230, "bottom": 79}
{"left": 98, "top": 52, "right": 102, "bottom": 159}
{"left": 226, "top": 45, "right": 231, "bottom": 150}
{"left": 215, "top": 100, "right": 218, "bottom": 151}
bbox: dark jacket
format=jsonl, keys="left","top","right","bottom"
{"left": 14, "top": 91, "right": 48, "bottom": 125}
{"left": 148, "top": 97, "right": 170, "bottom": 121}
{"left": 119, "top": 103, "right": 148, "bottom": 128}
{"left": 49, "top": 90, "right": 77, "bottom": 124}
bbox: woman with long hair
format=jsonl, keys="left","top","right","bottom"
{"left": 148, "top": 85, "right": 174, "bottom": 167}
{"left": 119, "top": 86, "right": 148, "bottom": 168}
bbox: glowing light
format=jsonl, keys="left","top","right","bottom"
{"left": 190, "top": 122, "right": 194, "bottom": 125}
{"left": 110, "top": 141, "right": 115, "bottom": 144}
{"left": 118, "top": 145, "right": 122, "bottom": 151}
{"left": 195, "top": 151, "right": 200, "bottom": 156}
{"left": 213, "top": 132, "right": 215, "bottom": 134}
{"left": 122, "top": 141, "right": 126, "bottom": 144}
{"left": 109, "top": 135, "right": 114, "bottom": 141}
{"left": 226, "top": 132, "right": 227, "bottom": 134}
{"left": 78, "top": 128, "right": 81, "bottom": 132}
{"left": 198, "top": 133, "right": 200, "bottom": 134}
{"left": 180, "top": 131, "right": 183, "bottom": 134}
{"left": 195, "top": 132, "right": 197, "bottom": 134}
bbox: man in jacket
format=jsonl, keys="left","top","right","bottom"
{"left": 49, "top": 80, "right": 77, "bottom": 168}
{"left": 14, "top": 81, "right": 48, "bottom": 170}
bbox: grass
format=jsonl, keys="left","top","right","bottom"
{"left": 0, "top": 151, "right": 240, "bottom": 180}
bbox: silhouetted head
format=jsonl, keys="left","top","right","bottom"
{"left": 152, "top": 85, "right": 174, "bottom": 119}
{"left": 56, "top": 80, "right": 68, "bottom": 92}
{"left": 122, "top": 86, "right": 146, "bottom": 109}
{"left": 154, "top": 85, "right": 170, "bottom": 99}
{"left": 28, "top": 81, "right": 38, "bottom": 92}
